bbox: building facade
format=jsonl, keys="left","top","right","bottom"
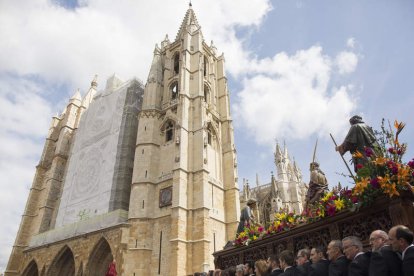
{"left": 6, "top": 5, "right": 240, "bottom": 276}
{"left": 240, "top": 143, "right": 308, "bottom": 225}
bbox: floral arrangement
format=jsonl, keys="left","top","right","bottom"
{"left": 234, "top": 119, "right": 414, "bottom": 247}
{"left": 305, "top": 187, "right": 357, "bottom": 219}
{"left": 234, "top": 222, "right": 265, "bottom": 246}
{"left": 352, "top": 120, "right": 414, "bottom": 206}
{"left": 266, "top": 211, "right": 306, "bottom": 235}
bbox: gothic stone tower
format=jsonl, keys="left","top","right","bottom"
{"left": 274, "top": 143, "right": 307, "bottom": 213}
{"left": 6, "top": 5, "right": 239, "bottom": 276}
{"left": 125, "top": 6, "right": 240, "bottom": 275}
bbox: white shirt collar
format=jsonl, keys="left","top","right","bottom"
{"left": 284, "top": 266, "right": 292, "bottom": 272}
{"left": 353, "top": 252, "right": 364, "bottom": 260}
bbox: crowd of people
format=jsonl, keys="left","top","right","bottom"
{"left": 196, "top": 224, "right": 414, "bottom": 276}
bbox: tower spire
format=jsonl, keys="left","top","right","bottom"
{"left": 175, "top": 2, "right": 201, "bottom": 41}
{"left": 81, "top": 75, "right": 98, "bottom": 108}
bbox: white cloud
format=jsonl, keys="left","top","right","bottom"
{"left": 335, "top": 51, "right": 358, "bottom": 74}
{"left": 0, "top": 75, "right": 53, "bottom": 271}
{"left": 233, "top": 46, "right": 357, "bottom": 146}
{"left": 347, "top": 37, "right": 356, "bottom": 48}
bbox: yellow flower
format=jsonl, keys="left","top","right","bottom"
{"left": 383, "top": 182, "right": 399, "bottom": 198}
{"left": 288, "top": 217, "right": 294, "bottom": 223}
{"left": 238, "top": 232, "right": 246, "bottom": 238}
{"left": 321, "top": 192, "right": 333, "bottom": 202}
{"left": 378, "top": 175, "right": 390, "bottom": 188}
{"left": 334, "top": 199, "right": 345, "bottom": 211}
{"left": 276, "top": 213, "right": 286, "bottom": 220}
{"left": 397, "top": 166, "right": 410, "bottom": 182}
{"left": 374, "top": 157, "right": 388, "bottom": 166}
{"left": 252, "top": 235, "right": 257, "bottom": 240}
{"left": 352, "top": 151, "right": 364, "bottom": 159}
{"left": 319, "top": 208, "right": 325, "bottom": 217}
{"left": 353, "top": 177, "right": 370, "bottom": 195}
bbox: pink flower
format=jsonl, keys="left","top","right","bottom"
{"left": 326, "top": 204, "right": 336, "bottom": 216}
{"left": 388, "top": 147, "right": 395, "bottom": 154}
{"left": 370, "top": 178, "right": 380, "bottom": 189}
{"left": 351, "top": 196, "right": 359, "bottom": 203}
{"left": 364, "top": 147, "right": 374, "bottom": 157}
{"left": 357, "top": 164, "right": 364, "bottom": 170}
{"left": 329, "top": 195, "right": 337, "bottom": 201}
{"left": 408, "top": 160, "right": 414, "bottom": 169}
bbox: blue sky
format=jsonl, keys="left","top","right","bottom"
{"left": 0, "top": 0, "right": 413, "bottom": 272}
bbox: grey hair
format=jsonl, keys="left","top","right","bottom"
{"left": 329, "top": 240, "right": 343, "bottom": 251}
{"left": 342, "top": 236, "right": 363, "bottom": 251}
{"left": 372, "top": 230, "right": 388, "bottom": 240}
{"left": 235, "top": 264, "right": 244, "bottom": 272}
{"left": 298, "top": 248, "right": 311, "bottom": 259}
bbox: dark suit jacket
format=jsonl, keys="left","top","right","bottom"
{"left": 369, "top": 245, "right": 402, "bottom": 276}
{"left": 329, "top": 255, "right": 349, "bottom": 276}
{"left": 297, "top": 261, "right": 312, "bottom": 276}
{"left": 348, "top": 252, "right": 370, "bottom": 276}
{"left": 403, "top": 246, "right": 414, "bottom": 276}
{"left": 270, "top": 268, "right": 283, "bottom": 276}
{"left": 310, "top": 259, "right": 329, "bottom": 276}
{"left": 280, "top": 266, "right": 302, "bottom": 276}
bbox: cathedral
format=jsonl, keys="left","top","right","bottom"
{"left": 240, "top": 143, "right": 308, "bottom": 225}
{"left": 6, "top": 5, "right": 239, "bottom": 276}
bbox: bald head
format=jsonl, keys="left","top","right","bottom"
{"left": 389, "top": 225, "right": 413, "bottom": 252}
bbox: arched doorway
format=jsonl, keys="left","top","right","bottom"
{"left": 87, "top": 238, "right": 114, "bottom": 276}
{"left": 22, "top": 260, "right": 38, "bottom": 276}
{"left": 48, "top": 245, "right": 75, "bottom": 276}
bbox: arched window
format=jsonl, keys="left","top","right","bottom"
{"left": 204, "top": 56, "right": 208, "bottom": 77}
{"left": 206, "top": 124, "right": 215, "bottom": 147}
{"left": 170, "top": 82, "right": 178, "bottom": 100}
{"left": 204, "top": 84, "right": 210, "bottom": 103}
{"left": 165, "top": 121, "right": 174, "bottom": 142}
{"left": 173, "top": 53, "right": 179, "bottom": 75}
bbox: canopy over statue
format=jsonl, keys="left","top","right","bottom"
{"left": 336, "top": 115, "right": 380, "bottom": 172}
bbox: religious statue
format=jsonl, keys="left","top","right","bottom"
{"left": 305, "top": 162, "right": 328, "bottom": 208}
{"left": 335, "top": 115, "right": 380, "bottom": 172}
{"left": 237, "top": 198, "right": 256, "bottom": 234}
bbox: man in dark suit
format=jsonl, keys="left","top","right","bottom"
{"left": 342, "top": 236, "right": 370, "bottom": 276}
{"left": 278, "top": 250, "right": 301, "bottom": 276}
{"left": 327, "top": 240, "right": 349, "bottom": 276}
{"left": 244, "top": 261, "right": 255, "bottom": 276}
{"left": 296, "top": 248, "right": 313, "bottom": 276}
{"left": 388, "top": 225, "right": 414, "bottom": 276}
{"left": 267, "top": 254, "right": 283, "bottom": 276}
{"left": 310, "top": 246, "right": 329, "bottom": 276}
{"left": 368, "top": 229, "right": 402, "bottom": 276}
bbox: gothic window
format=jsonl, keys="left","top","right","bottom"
{"left": 165, "top": 121, "right": 174, "bottom": 142}
{"left": 204, "top": 84, "right": 210, "bottom": 103}
{"left": 170, "top": 82, "right": 178, "bottom": 100}
{"left": 173, "top": 52, "right": 179, "bottom": 75}
{"left": 204, "top": 56, "right": 208, "bottom": 77}
{"left": 206, "top": 124, "right": 215, "bottom": 147}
